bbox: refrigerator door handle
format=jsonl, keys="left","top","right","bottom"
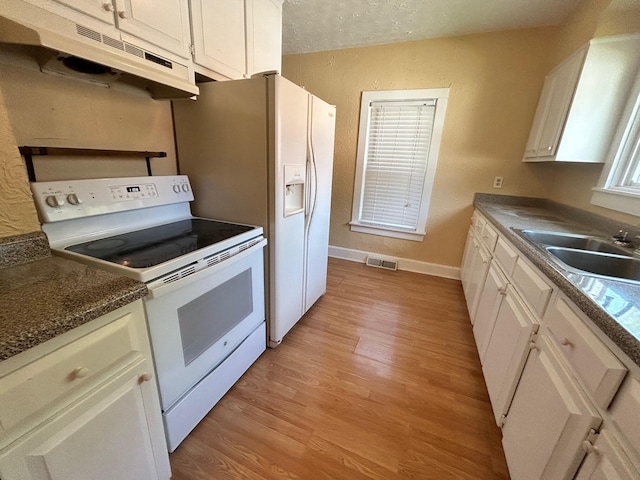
{"left": 307, "top": 134, "right": 318, "bottom": 229}
{"left": 305, "top": 100, "right": 318, "bottom": 229}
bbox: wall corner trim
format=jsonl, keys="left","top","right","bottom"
{"left": 328, "top": 245, "right": 461, "bottom": 280}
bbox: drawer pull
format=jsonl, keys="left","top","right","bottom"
{"left": 139, "top": 372, "right": 153, "bottom": 383}
{"left": 560, "top": 337, "right": 574, "bottom": 347}
{"left": 498, "top": 287, "right": 507, "bottom": 296}
{"left": 71, "top": 367, "right": 89, "bottom": 379}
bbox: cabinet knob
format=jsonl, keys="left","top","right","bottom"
{"left": 102, "top": 2, "right": 115, "bottom": 12}
{"left": 529, "top": 342, "right": 539, "bottom": 351}
{"left": 582, "top": 440, "right": 600, "bottom": 455}
{"left": 139, "top": 372, "right": 153, "bottom": 383}
{"left": 546, "top": 146, "right": 553, "bottom": 151}
{"left": 560, "top": 337, "right": 573, "bottom": 347}
{"left": 118, "top": 10, "right": 127, "bottom": 19}
{"left": 72, "top": 367, "right": 89, "bottom": 379}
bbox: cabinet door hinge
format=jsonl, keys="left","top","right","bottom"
{"left": 498, "top": 415, "right": 507, "bottom": 428}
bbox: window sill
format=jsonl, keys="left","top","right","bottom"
{"left": 349, "top": 222, "right": 425, "bottom": 241}
{"left": 591, "top": 188, "right": 640, "bottom": 217}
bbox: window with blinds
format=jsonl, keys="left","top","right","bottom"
{"left": 360, "top": 100, "right": 436, "bottom": 230}
{"left": 351, "top": 89, "right": 449, "bottom": 241}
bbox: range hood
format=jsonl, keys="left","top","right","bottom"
{"left": 0, "top": 4, "right": 199, "bottom": 99}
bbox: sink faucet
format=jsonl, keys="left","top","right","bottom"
{"left": 612, "top": 230, "right": 632, "bottom": 247}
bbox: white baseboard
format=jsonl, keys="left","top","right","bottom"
{"left": 328, "top": 245, "right": 460, "bottom": 280}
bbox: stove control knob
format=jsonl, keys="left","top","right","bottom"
{"left": 67, "top": 193, "right": 82, "bottom": 205}
{"left": 172, "top": 185, "right": 181, "bottom": 194}
{"left": 181, "top": 184, "right": 190, "bottom": 192}
{"left": 45, "top": 195, "right": 64, "bottom": 208}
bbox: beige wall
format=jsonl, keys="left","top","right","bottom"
{"left": 0, "top": 87, "right": 39, "bottom": 237}
{"left": 0, "top": 49, "right": 177, "bottom": 239}
{"left": 283, "top": 28, "right": 559, "bottom": 267}
{"left": 543, "top": 0, "right": 640, "bottom": 226}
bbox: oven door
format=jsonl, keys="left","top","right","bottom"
{"left": 143, "top": 239, "right": 266, "bottom": 410}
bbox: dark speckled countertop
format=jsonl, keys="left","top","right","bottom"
{"left": 0, "top": 232, "right": 148, "bottom": 361}
{"left": 474, "top": 194, "right": 640, "bottom": 367}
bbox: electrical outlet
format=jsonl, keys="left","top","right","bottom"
{"left": 493, "top": 176, "right": 504, "bottom": 188}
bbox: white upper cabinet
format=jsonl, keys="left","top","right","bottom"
{"left": 50, "top": 0, "right": 116, "bottom": 25}
{"left": 40, "top": 0, "right": 191, "bottom": 59}
{"left": 524, "top": 34, "right": 640, "bottom": 163}
{"left": 115, "top": 0, "right": 191, "bottom": 59}
{"left": 246, "top": 0, "right": 282, "bottom": 76}
{"left": 189, "top": 0, "right": 283, "bottom": 81}
{"left": 190, "top": 0, "right": 247, "bottom": 80}
{"left": 523, "top": 47, "right": 585, "bottom": 159}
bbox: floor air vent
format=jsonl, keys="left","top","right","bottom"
{"left": 365, "top": 256, "right": 398, "bottom": 271}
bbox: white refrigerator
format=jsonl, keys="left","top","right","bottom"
{"left": 172, "top": 74, "right": 336, "bottom": 347}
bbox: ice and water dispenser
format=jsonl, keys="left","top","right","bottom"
{"left": 284, "top": 164, "right": 306, "bottom": 216}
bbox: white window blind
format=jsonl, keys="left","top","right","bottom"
{"left": 359, "top": 100, "right": 436, "bottom": 231}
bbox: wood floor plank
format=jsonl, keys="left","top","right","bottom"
{"left": 170, "top": 258, "right": 510, "bottom": 479}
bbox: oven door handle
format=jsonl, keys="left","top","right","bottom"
{"left": 145, "top": 238, "right": 267, "bottom": 300}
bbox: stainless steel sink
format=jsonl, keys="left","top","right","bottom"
{"left": 546, "top": 247, "right": 640, "bottom": 283}
{"left": 519, "top": 230, "right": 631, "bottom": 255}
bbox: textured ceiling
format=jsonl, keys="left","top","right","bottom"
{"left": 282, "top": 0, "right": 584, "bottom": 55}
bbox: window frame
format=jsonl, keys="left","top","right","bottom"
{"left": 591, "top": 71, "right": 640, "bottom": 216}
{"left": 350, "top": 88, "right": 449, "bottom": 241}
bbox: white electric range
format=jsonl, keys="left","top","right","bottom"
{"left": 31, "top": 175, "right": 267, "bottom": 452}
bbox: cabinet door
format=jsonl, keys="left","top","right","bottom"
{"left": 190, "top": 0, "right": 247, "bottom": 80}
{"left": 464, "top": 235, "right": 491, "bottom": 322}
{"left": 50, "top": 0, "right": 116, "bottom": 25}
{"left": 0, "top": 360, "right": 169, "bottom": 480}
{"left": 245, "top": 0, "right": 282, "bottom": 76}
{"left": 482, "top": 286, "right": 538, "bottom": 424}
{"left": 460, "top": 230, "right": 476, "bottom": 290}
{"left": 501, "top": 335, "right": 601, "bottom": 480}
{"left": 524, "top": 48, "right": 586, "bottom": 161}
{"left": 575, "top": 429, "right": 640, "bottom": 480}
{"left": 114, "top": 0, "right": 191, "bottom": 58}
{"left": 535, "top": 50, "right": 584, "bottom": 157}
{"left": 523, "top": 74, "right": 555, "bottom": 158}
{"left": 473, "top": 262, "right": 508, "bottom": 361}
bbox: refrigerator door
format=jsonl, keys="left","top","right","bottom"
{"left": 304, "top": 94, "right": 336, "bottom": 312}
{"left": 269, "top": 75, "right": 309, "bottom": 345}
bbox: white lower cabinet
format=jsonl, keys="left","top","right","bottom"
{"left": 462, "top": 209, "right": 640, "bottom": 480}
{"left": 574, "top": 429, "right": 640, "bottom": 480}
{"left": 0, "top": 301, "right": 170, "bottom": 480}
{"left": 501, "top": 334, "right": 601, "bottom": 480}
{"left": 0, "top": 359, "right": 162, "bottom": 480}
{"left": 482, "top": 285, "right": 539, "bottom": 426}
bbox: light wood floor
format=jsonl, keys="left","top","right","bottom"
{"left": 169, "top": 258, "right": 510, "bottom": 479}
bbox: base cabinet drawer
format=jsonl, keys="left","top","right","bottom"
{"left": 544, "top": 296, "right": 626, "bottom": 409}
{"left": 0, "top": 307, "right": 147, "bottom": 439}
{"left": 511, "top": 257, "right": 553, "bottom": 318}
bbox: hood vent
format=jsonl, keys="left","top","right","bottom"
{"left": 0, "top": 7, "right": 199, "bottom": 99}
